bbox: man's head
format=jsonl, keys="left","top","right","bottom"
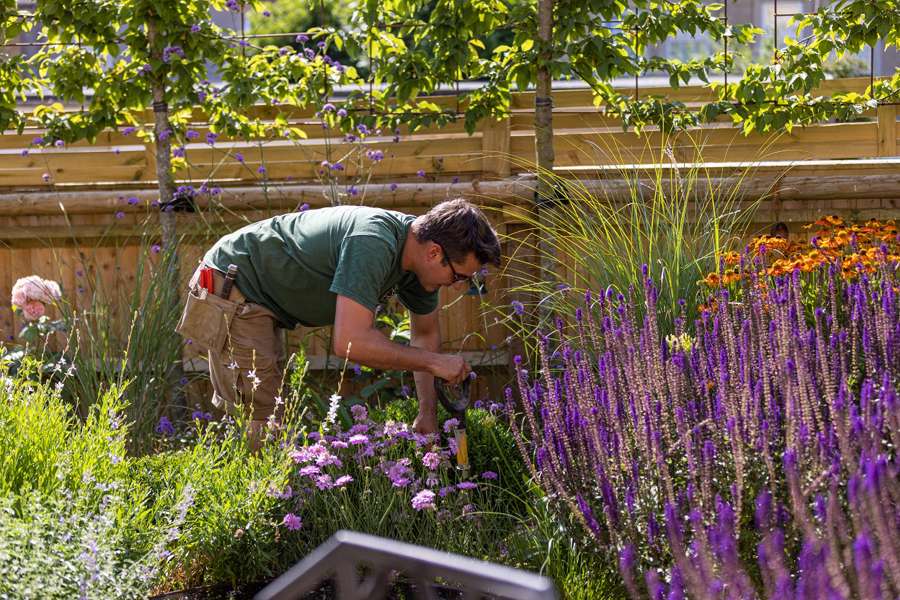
{"left": 409, "top": 198, "right": 502, "bottom": 292}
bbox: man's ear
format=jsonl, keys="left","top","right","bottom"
{"left": 425, "top": 241, "right": 442, "bottom": 262}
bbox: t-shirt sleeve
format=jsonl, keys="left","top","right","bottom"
{"left": 329, "top": 235, "right": 394, "bottom": 313}
{"left": 397, "top": 277, "right": 439, "bottom": 315}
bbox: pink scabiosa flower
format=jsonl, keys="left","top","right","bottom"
{"left": 349, "top": 423, "right": 369, "bottom": 436}
{"left": 422, "top": 452, "right": 441, "bottom": 470}
{"left": 457, "top": 481, "right": 477, "bottom": 491}
{"left": 442, "top": 418, "right": 459, "bottom": 433}
{"left": 283, "top": 513, "right": 302, "bottom": 531}
{"left": 411, "top": 489, "right": 436, "bottom": 511}
{"left": 349, "top": 434, "right": 369, "bottom": 445}
{"left": 481, "top": 471, "right": 498, "bottom": 480}
{"left": 386, "top": 459, "right": 413, "bottom": 488}
{"left": 334, "top": 475, "right": 353, "bottom": 487}
{"left": 316, "top": 452, "right": 342, "bottom": 468}
{"left": 350, "top": 404, "right": 368, "bottom": 422}
{"left": 299, "top": 465, "right": 321, "bottom": 477}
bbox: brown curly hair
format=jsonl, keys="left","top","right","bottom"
{"left": 413, "top": 198, "right": 502, "bottom": 267}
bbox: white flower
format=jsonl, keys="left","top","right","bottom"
{"left": 274, "top": 395, "right": 284, "bottom": 406}
{"left": 324, "top": 393, "right": 342, "bottom": 430}
{"left": 247, "top": 369, "right": 261, "bottom": 391}
{"left": 228, "top": 360, "right": 239, "bottom": 370}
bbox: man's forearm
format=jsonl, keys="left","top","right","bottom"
{"left": 338, "top": 328, "right": 440, "bottom": 373}
{"left": 411, "top": 327, "right": 441, "bottom": 416}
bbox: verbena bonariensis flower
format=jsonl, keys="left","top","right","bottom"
{"left": 509, "top": 258, "right": 899, "bottom": 599}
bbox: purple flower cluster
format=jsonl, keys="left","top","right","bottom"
{"left": 155, "top": 416, "right": 175, "bottom": 437}
{"left": 162, "top": 46, "right": 185, "bottom": 63}
{"left": 510, "top": 260, "right": 899, "bottom": 598}
{"left": 285, "top": 412, "right": 484, "bottom": 521}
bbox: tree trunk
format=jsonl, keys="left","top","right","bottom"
{"left": 535, "top": 0, "right": 556, "bottom": 322}
{"left": 146, "top": 18, "right": 177, "bottom": 253}
{"left": 147, "top": 16, "right": 186, "bottom": 422}
{"left": 535, "top": 0, "right": 555, "bottom": 190}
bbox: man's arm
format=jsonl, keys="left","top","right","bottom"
{"left": 409, "top": 308, "right": 441, "bottom": 435}
{"left": 333, "top": 295, "right": 469, "bottom": 383}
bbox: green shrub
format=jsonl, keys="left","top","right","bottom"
{"left": 0, "top": 355, "right": 129, "bottom": 501}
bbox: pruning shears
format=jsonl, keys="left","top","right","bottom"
{"left": 434, "top": 377, "right": 472, "bottom": 471}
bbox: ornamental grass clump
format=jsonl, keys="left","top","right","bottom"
{"left": 508, "top": 253, "right": 899, "bottom": 598}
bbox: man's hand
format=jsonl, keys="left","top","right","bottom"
{"left": 412, "top": 409, "right": 438, "bottom": 435}
{"left": 430, "top": 353, "right": 471, "bottom": 385}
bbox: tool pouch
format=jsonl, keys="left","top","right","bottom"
{"left": 175, "top": 286, "right": 240, "bottom": 353}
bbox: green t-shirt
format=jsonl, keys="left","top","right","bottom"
{"left": 204, "top": 206, "right": 438, "bottom": 328}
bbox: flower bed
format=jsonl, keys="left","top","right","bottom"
{"left": 508, "top": 222, "right": 899, "bottom": 598}
{"left": 0, "top": 351, "right": 620, "bottom": 599}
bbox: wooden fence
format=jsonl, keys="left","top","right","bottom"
{"left": 0, "top": 77, "right": 898, "bottom": 382}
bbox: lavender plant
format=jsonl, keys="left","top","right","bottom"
{"left": 508, "top": 257, "right": 899, "bottom": 599}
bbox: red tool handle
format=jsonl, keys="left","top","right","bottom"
{"left": 198, "top": 267, "right": 214, "bottom": 294}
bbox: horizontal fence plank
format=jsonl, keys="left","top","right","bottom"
{"left": 508, "top": 122, "right": 883, "bottom": 166}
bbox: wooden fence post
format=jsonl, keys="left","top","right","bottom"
{"left": 877, "top": 104, "right": 897, "bottom": 157}
{"left": 481, "top": 117, "right": 511, "bottom": 177}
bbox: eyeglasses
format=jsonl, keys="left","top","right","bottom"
{"left": 440, "top": 246, "right": 473, "bottom": 284}
{"left": 440, "top": 246, "right": 488, "bottom": 295}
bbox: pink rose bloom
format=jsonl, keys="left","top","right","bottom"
{"left": 11, "top": 275, "right": 61, "bottom": 321}
{"left": 22, "top": 300, "right": 46, "bottom": 321}
{"left": 12, "top": 275, "right": 61, "bottom": 305}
